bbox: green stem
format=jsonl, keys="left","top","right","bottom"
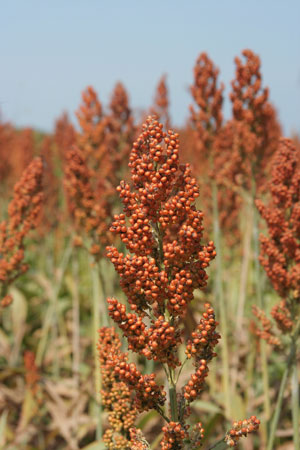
{"left": 91, "top": 260, "right": 103, "bottom": 441}
{"left": 168, "top": 369, "right": 178, "bottom": 421}
{"left": 236, "top": 200, "right": 252, "bottom": 329}
{"left": 252, "top": 176, "right": 271, "bottom": 424}
{"left": 292, "top": 362, "right": 299, "bottom": 449}
{"left": 98, "top": 260, "right": 109, "bottom": 326}
{"left": 212, "top": 180, "right": 231, "bottom": 419}
{"left": 207, "top": 437, "right": 227, "bottom": 450}
{"left": 266, "top": 360, "right": 289, "bottom": 450}
{"left": 71, "top": 254, "right": 80, "bottom": 388}
{"left": 267, "top": 321, "right": 300, "bottom": 450}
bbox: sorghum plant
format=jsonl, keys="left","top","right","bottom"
{"left": 189, "top": 52, "right": 241, "bottom": 242}
{"left": 229, "top": 49, "right": 281, "bottom": 192}
{"left": 224, "top": 417, "right": 260, "bottom": 448}
{"left": 225, "top": 50, "right": 282, "bottom": 427}
{"left": 256, "top": 138, "right": 299, "bottom": 303}
{"left": 189, "top": 52, "right": 224, "bottom": 220}
{"left": 64, "top": 145, "right": 110, "bottom": 258}
{"left": 76, "top": 85, "right": 110, "bottom": 176}
{"left": 190, "top": 52, "right": 223, "bottom": 159}
{"left": 254, "top": 138, "right": 300, "bottom": 449}
{"left": 101, "top": 116, "right": 259, "bottom": 448}
{"left": 0, "top": 157, "right": 43, "bottom": 307}
{"left": 64, "top": 86, "right": 113, "bottom": 258}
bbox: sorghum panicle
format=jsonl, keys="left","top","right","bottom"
{"left": 190, "top": 52, "right": 224, "bottom": 156}
{"left": 107, "top": 117, "right": 216, "bottom": 363}
{"left": 103, "top": 116, "right": 260, "bottom": 448}
{"left": 252, "top": 305, "right": 281, "bottom": 347}
{"left": 254, "top": 138, "right": 300, "bottom": 344}
{"left": 98, "top": 327, "right": 137, "bottom": 449}
{"left": 224, "top": 416, "right": 260, "bottom": 447}
{"left": 0, "top": 157, "right": 43, "bottom": 306}
{"left": 229, "top": 49, "right": 281, "bottom": 190}
{"left": 189, "top": 53, "right": 241, "bottom": 245}
{"left": 184, "top": 303, "right": 220, "bottom": 403}
{"left": 104, "top": 117, "right": 223, "bottom": 448}
{"left": 76, "top": 86, "right": 108, "bottom": 170}
{"left": 161, "top": 422, "right": 188, "bottom": 450}
{"left": 256, "top": 138, "right": 299, "bottom": 300}
{"left": 64, "top": 146, "right": 109, "bottom": 254}
{"left": 129, "top": 428, "right": 151, "bottom": 450}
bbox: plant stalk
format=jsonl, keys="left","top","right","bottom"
{"left": 267, "top": 320, "right": 300, "bottom": 450}
{"left": 252, "top": 176, "right": 271, "bottom": 424}
{"left": 168, "top": 369, "right": 178, "bottom": 422}
{"left": 292, "top": 362, "right": 300, "bottom": 449}
{"left": 91, "top": 260, "right": 103, "bottom": 441}
{"left": 71, "top": 255, "right": 80, "bottom": 387}
{"left": 212, "top": 180, "right": 231, "bottom": 419}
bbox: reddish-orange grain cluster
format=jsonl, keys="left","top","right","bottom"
{"left": 224, "top": 416, "right": 260, "bottom": 447}
{"left": 114, "top": 361, "right": 166, "bottom": 412}
{"left": 98, "top": 327, "right": 137, "bottom": 449}
{"left": 64, "top": 146, "right": 110, "bottom": 256}
{"left": 252, "top": 305, "right": 281, "bottom": 347}
{"left": 107, "top": 296, "right": 182, "bottom": 367}
{"left": 0, "top": 157, "right": 43, "bottom": 306}
{"left": 185, "top": 303, "right": 220, "bottom": 361}
{"left": 184, "top": 303, "right": 220, "bottom": 402}
{"left": 190, "top": 52, "right": 223, "bottom": 156}
{"left": 183, "top": 303, "right": 221, "bottom": 403}
{"left": 271, "top": 300, "right": 293, "bottom": 333}
{"left": 64, "top": 83, "right": 136, "bottom": 257}
{"left": 107, "top": 118, "right": 216, "bottom": 377}
{"left": 254, "top": 138, "right": 300, "bottom": 347}
{"left": 161, "top": 422, "right": 187, "bottom": 450}
{"left": 256, "top": 139, "right": 300, "bottom": 299}
{"left": 229, "top": 49, "right": 281, "bottom": 190}
{"left": 129, "top": 428, "right": 150, "bottom": 450}
{"left": 188, "top": 53, "right": 241, "bottom": 246}
{"left": 109, "top": 118, "right": 215, "bottom": 317}
{"left": 76, "top": 86, "right": 107, "bottom": 167}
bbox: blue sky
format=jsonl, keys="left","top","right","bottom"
{"left": 1, "top": 1, "right": 299, "bottom": 135}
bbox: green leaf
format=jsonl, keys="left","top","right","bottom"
{"left": 0, "top": 410, "right": 8, "bottom": 448}
{"left": 81, "top": 441, "right": 106, "bottom": 450}
{"left": 192, "top": 400, "right": 222, "bottom": 415}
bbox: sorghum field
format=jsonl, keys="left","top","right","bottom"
{"left": 0, "top": 49, "right": 299, "bottom": 450}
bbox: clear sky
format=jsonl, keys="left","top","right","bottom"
{"left": 1, "top": 1, "right": 300, "bottom": 135}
